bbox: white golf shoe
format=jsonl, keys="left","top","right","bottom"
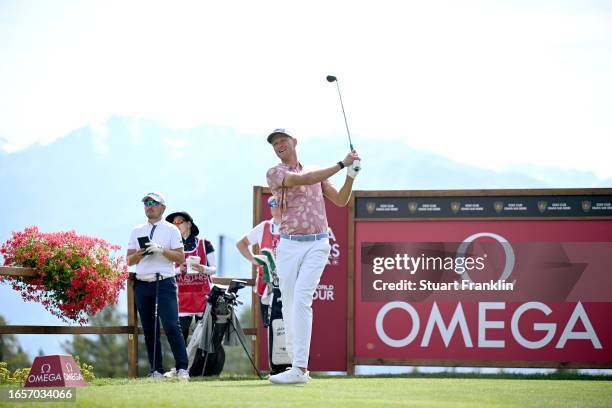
{"left": 269, "top": 367, "right": 309, "bottom": 384}
{"left": 162, "top": 368, "right": 189, "bottom": 381}
{"left": 177, "top": 369, "right": 190, "bottom": 381}
{"left": 163, "top": 368, "right": 177, "bottom": 378}
{"left": 149, "top": 371, "right": 164, "bottom": 379}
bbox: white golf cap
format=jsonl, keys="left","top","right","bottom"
{"left": 142, "top": 191, "right": 166, "bottom": 205}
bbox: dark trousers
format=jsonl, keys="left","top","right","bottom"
{"left": 134, "top": 277, "right": 188, "bottom": 373}
{"left": 179, "top": 315, "right": 202, "bottom": 344}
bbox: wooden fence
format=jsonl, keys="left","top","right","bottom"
{"left": 0, "top": 266, "right": 256, "bottom": 377}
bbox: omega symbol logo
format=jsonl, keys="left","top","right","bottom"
{"left": 456, "top": 232, "right": 516, "bottom": 284}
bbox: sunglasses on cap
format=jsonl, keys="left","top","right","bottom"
{"left": 173, "top": 219, "right": 187, "bottom": 226}
{"left": 143, "top": 200, "right": 162, "bottom": 207}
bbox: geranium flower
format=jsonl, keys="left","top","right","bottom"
{"left": 0, "top": 226, "right": 127, "bottom": 324}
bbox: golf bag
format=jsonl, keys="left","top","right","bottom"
{"left": 268, "top": 286, "right": 291, "bottom": 375}
{"left": 187, "top": 319, "right": 225, "bottom": 376}
{"left": 187, "top": 281, "right": 249, "bottom": 377}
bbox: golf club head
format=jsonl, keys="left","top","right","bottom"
{"left": 326, "top": 75, "right": 337, "bottom": 83}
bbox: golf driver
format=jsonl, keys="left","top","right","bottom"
{"left": 326, "top": 75, "right": 360, "bottom": 171}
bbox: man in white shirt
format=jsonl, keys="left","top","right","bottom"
{"left": 236, "top": 195, "right": 281, "bottom": 292}
{"left": 126, "top": 191, "right": 189, "bottom": 380}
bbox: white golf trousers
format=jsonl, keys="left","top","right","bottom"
{"left": 276, "top": 237, "right": 331, "bottom": 368}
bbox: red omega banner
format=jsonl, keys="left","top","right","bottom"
{"left": 256, "top": 190, "right": 349, "bottom": 371}
{"left": 354, "top": 219, "right": 612, "bottom": 366}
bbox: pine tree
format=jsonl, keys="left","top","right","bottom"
{"left": 0, "top": 315, "right": 31, "bottom": 370}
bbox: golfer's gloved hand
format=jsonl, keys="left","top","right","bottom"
{"left": 144, "top": 242, "right": 163, "bottom": 255}
{"left": 348, "top": 161, "right": 361, "bottom": 179}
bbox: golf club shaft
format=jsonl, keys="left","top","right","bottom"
{"left": 333, "top": 80, "right": 354, "bottom": 151}
{"left": 328, "top": 75, "right": 360, "bottom": 171}
{"left": 152, "top": 273, "right": 160, "bottom": 373}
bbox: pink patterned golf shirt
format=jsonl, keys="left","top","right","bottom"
{"left": 266, "top": 163, "right": 332, "bottom": 235}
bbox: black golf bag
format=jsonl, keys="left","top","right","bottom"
{"left": 188, "top": 337, "right": 225, "bottom": 376}
{"left": 187, "top": 305, "right": 226, "bottom": 376}
{"left": 267, "top": 286, "right": 291, "bottom": 375}
{"left": 187, "top": 281, "right": 250, "bottom": 377}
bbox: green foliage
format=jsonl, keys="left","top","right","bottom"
{"left": 0, "top": 361, "right": 30, "bottom": 386}
{"left": 73, "top": 355, "right": 96, "bottom": 382}
{"left": 0, "top": 315, "right": 31, "bottom": 371}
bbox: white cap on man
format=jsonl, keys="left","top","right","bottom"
{"left": 141, "top": 191, "right": 166, "bottom": 205}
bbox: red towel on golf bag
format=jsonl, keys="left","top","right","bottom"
{"left": 256, "top": 222, "right": 279, "bottom": 296}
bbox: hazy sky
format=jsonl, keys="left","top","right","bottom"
{"left": 1, "top": 0, "right": 611, "bottom": 177}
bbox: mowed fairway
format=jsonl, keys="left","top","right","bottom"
{"left": 2, "top": 376, "right": 611, "bottom": 408}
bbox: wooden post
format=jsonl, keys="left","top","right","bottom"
{"left": 252, "top": 186, "right": 264, "bottom": 371}
{"left": 0, "top": 266, "right": 36, "bottom": 278}
{"left": 126, "top": 277, "right": 138, "bottom": 378}
{"left": 347, "top": 192, "right": 356, "bottom": 375}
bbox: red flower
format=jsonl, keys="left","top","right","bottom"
{"left": 0, "top": 226, "right": 127, "bottom": 324}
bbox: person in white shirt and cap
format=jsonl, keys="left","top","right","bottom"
{"left": 126, "top": 191, "right": 190, "bottom": 380}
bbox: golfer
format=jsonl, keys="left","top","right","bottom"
{"left": 126, "top": 192, "right": 190, "bottom": 380}
{"left": 265, "top": 129, "right": 360, "bottom": 384}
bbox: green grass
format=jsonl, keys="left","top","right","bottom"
{"left": 2, "top": 374, "right": 612, "bottom": 408}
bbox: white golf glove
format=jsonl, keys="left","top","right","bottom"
{"left": 145, "top": 242, "right": 163, "bottom": 255}
{"left": 348, "top": 160, "right": 361, "bottom": 179}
